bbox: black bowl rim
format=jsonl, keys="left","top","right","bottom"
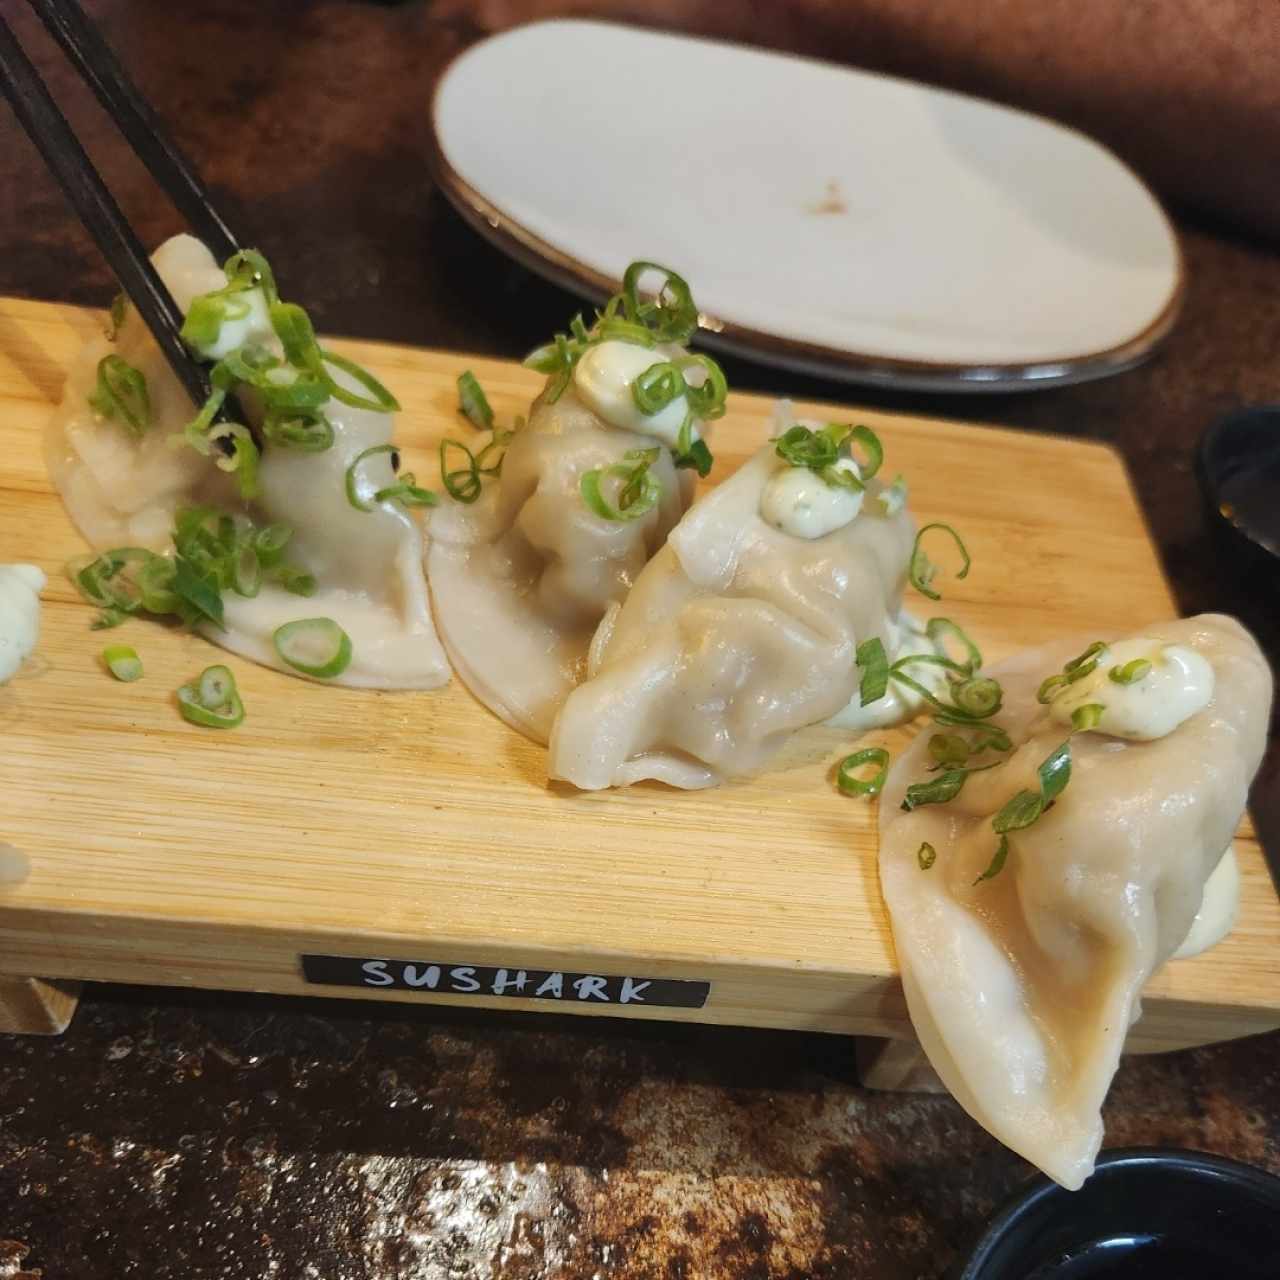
{"left": 953, "top": 1146, "right": 1280, "bottom": 1280}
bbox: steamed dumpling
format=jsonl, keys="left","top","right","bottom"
{"left": 428, "top": 386, "right": 692, "bottom": 740}
{"left": 548, "top": 442, "right": 916, "bottom": 790}
{"left": 878, "top": 613, "right": 1271, "bottom": 1189}
{"left": 428, "top": 268, "right": 724, "bottom": 742}
{"left": 46, "top": 234, "right": 448, "bottom": 689}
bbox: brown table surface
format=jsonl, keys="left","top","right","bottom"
{"left": 1, "top": 2, "right": 1277, "bottom": 1277}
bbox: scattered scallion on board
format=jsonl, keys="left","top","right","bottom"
{"left": 102, "top": 644, "right": 142, "bottom": 682}
{"left": 837, "top": 747, "right": 890, "bottom": 798}
{"left": 457, "top": 370, "right": 494, "bottom": 430}
{"left": 176, "top": 664, "right": 245, "bottom": 729}
{"left": 909, "top": 523, "right": 970, "bottom": 601}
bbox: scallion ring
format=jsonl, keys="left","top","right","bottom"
{"left": 103, "top": 644, "right": 143, "bottom": 683}
{"left": 457, "top": 370, "right": 494, "bottom": 430}
{"left": 901, "top": 768, "right": 967, "bottom": 811}
{"left": 440, "top": 438, "right": 483, "bottom": 503}
{"left": 837, "top": 747, "right": 890, "bottom": 797}
{"left": 925, "top": 618, "right": 982, "bottom": 675}
{"left": 1109, "top": 658, "right": 1152, "bottom": 685}
{"left": 88, "top": 354, "right": 150, "bottom": 437}
{"left": 1071, "top": 703, "right": 1106, "bottom": 731}
{"left": 177, "top": 664, "right": 245, "bottom": 729}
{"left": 223, "top": 248, "right": 279, "bottom": 303}
{"left": 951, "top": 676, "right": 1003, "bottom": 719}
{"left": 909, "top": 523, "right": 971, "bottom": 602}
{"left": 875, "top": 474, "right": 909, "bottom": 517}
{"left": 262, "top": 410, "right": 334, "bottom": 452}
{"left": 631, "top": 361, "right": 686, "bottom": 416}
{"left": 856, "top": 636, "right": 889, "bottom": 706}
{"left": 843, "top": 425, "right": 884, "bottom": 480}
{"left": 580, "top": 448, "right": 662, "bottom": 522}
{"left": 346, "top": 443, "right": 399, "bottom": 512}
{"left": 321, "top": 350, "right": 400, "bottom": 413}
{"left": 207, "top": 423, "right": 260, "bottom": 499}
{"left": 677, "top": 354, "right": 728, "bottom": 421}
{"left": 273, "top": 618, "right": 353, "bottom": 679}
{"left": 621, "top": 261, "right": 698, "bottom": 343}
{"left": 928, "top": 733, "right": 970, "bottom": 766}
{"left": 917, "top": 842, "right": 937, "bottom": 871}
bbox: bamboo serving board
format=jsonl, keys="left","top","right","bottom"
{"left": 1, "top": 296, "right": 1277, "bottom": 1050}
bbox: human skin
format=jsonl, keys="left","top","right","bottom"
{"left": 444, "top": 0, "right": 1280, "bottom": 240}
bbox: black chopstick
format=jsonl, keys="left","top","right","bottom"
{"left": 27, "top": 0, "right": 238, "bottom": 264}
{"left": 0, "top": 5, "right": 250, "bottom": 434}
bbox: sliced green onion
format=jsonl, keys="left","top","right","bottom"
{"left": 321, "top": 349, "right": 400, "bottom": 413}
{"left": 992, "top": 789, "right": 1044, "bottom": 834}
{"left": 621, "top": 261, "right": 698, "bottom": 343}
{"left": 856, "top": 636, "right": 889, "bottom": 706}
{"left": 917, "top": 842, "right": 937, "bottom": 871}
{"left": 1038, "top": 741, "right": 1072, "bottom": 803}
{"left": 837, "top": 747, "right": 890, "bottom": 797}
{"left": 103, "top": 644, "right": 142, "bottom": 682}
{"left": 673, "top": 436, "right": 714, "bottom": 477}
{"left": 106, "top": 291, "right": 128, "bottom": 340}
{"left": 88, "top": 354, "right": 150, "bottom": 437}
{"left": 1109, "top": 658, "right": 1152, "bottom": 685}
{"left": 375, "top": 475, "right": 438, "bottom": 508}
{"left": 928, "top": 733, "right": 970, "bottom": 766}
{"left": 270, "top": 302, "right": 323, "bottom": 373}
{"left": 231, "top": 542, "right": 261, "bottom": 598}
{"left": 875, "top": 474, "right": 908, "bottom": 517}
{"left": 678, "top": 354, "right": 728, "bottom": 421}
{"left": 843, "top": 425, "right": 884, "bottom": 480}
{"left": 137, "top": 555, "right": 179, "bottom": 614}
{"left": 951, "top": 676, "right": 1003, "bottom": 719}
{"left": 346, "top": 444, "right": 398, "bottom": 512}
{"left": 457, "top": 370, "right": 494, "bottom": 430}
{"left": 581, "top": 448, "right": 662, "bottom": 522}
{"left": 902, "top": 769, "right": 967, "bottom": 811}
{"left": 474, "top": 430, "right": 512, "bottom": 477}
{"left": 172, "top": 556, "right": 225, "bottom": 630}
{"left": 253, "top": 524, "right": 293, "bottom": 568}
{"left": 909, "top": 523, "right": 970, "bottom": 602}
{"left": 1037, "top": 673, "right": 1068, "bottom": 704}
{"left": 180, "top": 291, "right": 249, "bottom": 353}
{"left": 224, "top": 248, "right": 278, "bottom": 303}
{"left": 177, "top": 664, "right": 245, "bottom": 729}
{"left": 91, "top": 608, "right": 127, "bottom": 631}
{"left": 774, "top": 424, "right": 837, "bottom": 471}
{"left": 926, "top": 618, "right": 982, "bottom": 675}
{"left": 631, "top": 361, "right": 685, "bottom": 416}
{"left": 1071, "top": 703, "right": 1106, "bottom": 731}
{"left": 440, "top": 438, "right": 483, "bottom": 504}
{"left": 973, "top": 835, "right": 1010, "bottom": 885}
{"left": 208, "top": 423, "right": 259, "bottom": 499}
{"left": 820, "top": 462, "right": 864, "bottom": 493}
{"left": 273, "top": 617, "right": 353, "bottom": 679}
{"left": 273, "top": 566, "right": 317, "bottom": 597}
{"left": 262, "top": 410, "right": 334, "bottom": 452}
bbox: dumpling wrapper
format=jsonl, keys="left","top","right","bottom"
{"left": 46, "top": 234, "right": 448, "bottom": 689}
{"left": 427, "top": 385, "right": 693, "bottom": 741}
{"left": 878, "top": 613, "right": 1271, "bottom": 1190}
{"left": 548, "top": 446, "right": 916, "bottom": 789}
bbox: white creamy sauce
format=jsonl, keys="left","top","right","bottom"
{"left": 760, "top": 458, "right": 864, "bottom": 540}
{"left": 0, "top": 564, "right": 45, "bottom": 685}
{"left": 828, "top": 610, "right": 942, "bottom": 731}
{"left": 1050, "top": 637, "right": 1214, "bottom": 740}
{"left": 572, "top": 340, "right": 695, "bottom": 446}
{"left": 1173, "top": 846, "right": 1240, "bottom": 959}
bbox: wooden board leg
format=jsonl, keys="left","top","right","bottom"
{"left": 856, "top": 1036, "right": 949, "bottom": 1093}
{"left": 0, "top": 976, "right": 81, "bottom": 1035}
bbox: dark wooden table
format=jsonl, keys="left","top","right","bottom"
{"left": 0, "top": 3, "right": 1276, "bottom": 1277}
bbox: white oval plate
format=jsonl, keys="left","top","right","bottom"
{"left": 431, "top": 21, "right": 1182, "bottom": 392}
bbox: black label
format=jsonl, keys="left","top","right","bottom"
{"left": 300, "top": 954, "right": 711, "bottom": 1010}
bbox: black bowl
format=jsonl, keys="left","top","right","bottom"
{"left": 1197, "top": 406, "right": 1280, "bottom": 581}
{"left": 951, "top": 1147, "right": 1280, "bottom": 1280}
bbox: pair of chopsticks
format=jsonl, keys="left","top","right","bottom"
{"left": 0, "top": 0, "right": 242, "bottom": 420}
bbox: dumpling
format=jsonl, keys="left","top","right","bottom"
{"left": 878, "top": 613, "right": 1271, "bottom": 1189}
{"left": 0, "top": 565, "right": 45, "bottom": 686}
{"left": 46, "top": 234, "right": 448, "bottom": 689}
{"left": 548, "top": 421, "right": 917, "bottom": 790}
{"left": 427, "top": 263, "right": 725, "bottom": 741}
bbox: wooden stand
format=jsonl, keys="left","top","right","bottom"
{"left": 2, "top": 297, "right": 1278, "bottom": 1056}
{"left": 0, "top": 976, "right": 80, "bottom": 1035}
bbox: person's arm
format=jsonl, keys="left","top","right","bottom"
{"left": 451, "top": 0, "right": 1280, "bottom": 239}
